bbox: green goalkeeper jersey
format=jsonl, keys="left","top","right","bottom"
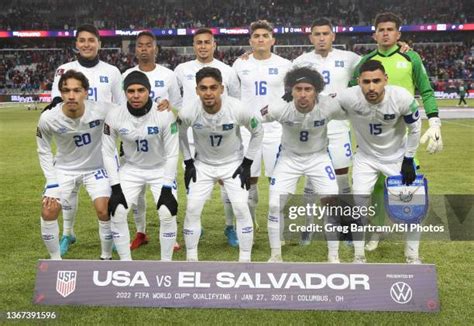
{"left": 350, "top": 45, "right": 438, "bottom": 118}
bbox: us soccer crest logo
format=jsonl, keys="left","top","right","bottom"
{"left": 56, "top": 271, "right": 77, "bottom": 298}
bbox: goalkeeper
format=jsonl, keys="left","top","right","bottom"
{"left": 350, "top": 12, "right": 442, "bottom": 251}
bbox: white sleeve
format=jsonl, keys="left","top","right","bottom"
{"left": 178, "top": 112, "right": 192, "bottom": 161}
{"left": 174, "top": 65, "right": 184, "bottom": 97}
{"left": 239, "top": 108, "right": 264, "bottom": 160}
{"left": 36, "top": 116, "right": 57, "bottom": 186}
{"left": 231, "top": 61, "right": 242, "bottom": 100}
{"left": 101, "top": 114, "right": 120, "bottom": 185}
{"left": 51, "top": 68, "right": 62, "bottom": 99}
{"left": 226, "top": 68, "right": 241, "bottom": 98}
{"left": 405, "top": 119, "right": 421, "bottom": 158}
{"left": 261, "top": 99, "right": 285, "bottom": 123}
{"left": 111, "top": 68, "right": 126, "bottom": 105}
{"left": 327, "top": 98, "right": 348, "bottom": 120}
{"left": 161, "top": 114, "right": 179, "bottom": 186}
{"left": 168, "top": 74, "right": 183, "bottom": 110}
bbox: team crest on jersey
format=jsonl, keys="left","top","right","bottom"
{"left": 147, "top": 126, "right": 159, "bottom": 134}
{"left": 56, "top": 271, "right": 77, "bottom": 298}
{"left": 55, "top": 68, "right": 65, "bottom": 77}
{"left": 89, "top": 120, "right": 101, "bottom": 128}
{"left": 314, "top": 119, "right": 326, "bottom": 127}
{"left": 222, "top": 123, "right": 234, "bottom": 131}
{"left": 185, "top": 74, "right": 194, "bottom": 80}
{"left": 396, "top": 61, "right": 409, "bottom": 69}
{"left": 268, "top": 68, "right": 278, "bottom": 75}
{"left": 241, "top": 70, "right": 251, "bottom": 76}
{"left": 155, "top": 80, "right": 164, "bottom": 87}
{"left": 384, "top": 114, "right": 396, "bottom": 120}
{"left": 260, "top": 105, "right": 269, "bottom": 117}
{"left": 57, "top": 127, "right": 68, "bottom": 134}
{"left": 119, "top": 128, "right": 129, "bottom": 135}
{"left": 36, "top": 127, "right": 42, "bottom": 138}
{"left": 335, "top": 60, "right": 345, "bottom": 67}
{"left": 192, "top": 123, "right": 203, "bottom": 129}
{"left": 99, "top": 76, "right": 109, "bottom": 83}
{"left": 103, "top": 123, "right": 110, "bottom": 135}
{"left": 284, "top": 121, "right": 295, "bottom": 126}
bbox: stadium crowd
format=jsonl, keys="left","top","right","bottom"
{"left": 0, "top": 0, "right": 473, "bottom": 30}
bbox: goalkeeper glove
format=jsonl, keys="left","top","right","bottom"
{"left": 401, "top": 157, "right": 416, "bottom": 185}
{"left": 108, "top": 184, "right": 128, "bottom": 217}
{"left": 420, "top": 117, "right": 443, "bottom": 154}
{"left": 157, "top": 186, "right": 178, "bottom": 216}
{"left": 184, "top": 159, "right": 197, "bottom": 190}
{"left": 232, "top": 157, "right": 253, "bottom": 190}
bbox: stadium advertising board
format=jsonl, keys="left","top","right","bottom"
{"left": 34, "top": 260, "right": 439, "bottom": 312}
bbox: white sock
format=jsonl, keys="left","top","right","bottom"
{"left": 220, "top": 186, "right": 234, "bottom": 226}
{"left": 268, "top": 195, "right": 282, "bottom": 253}
{"left": 41, "top": 217, "right": 61, "bottom": 260}
{"left": 62, "top": 193, "right": 78, "bottom": 236}
{"left": 353, "top": 240, "right": 365, "bottom": 257}
{"left": 327, "top": 240, "right": 340, "bottom": 258}
{"left": 111, "top": 205, "right": 132, "bottom": 261}
{"left": 232, "top": 202, "right": 253, "bottom": 262}
{"left": 248, "top": 184, "right": 258, "bottom": 225}
{"left": 184, "top": 199, "right": 205, "bottom": 261}
{"left": 405, "top": 230, "right": 421, "bottom": 258}
{"left": 133, "top": 187, "right": 147, "bottom": 233}
{"left": 158, "top": 206, "right": 177, "bottom": 261}
{"left": 98, "top": 220, "right": 113, "bottom": 259}
{"left": 336, "top": 174, "right": 351, "bottom": 194}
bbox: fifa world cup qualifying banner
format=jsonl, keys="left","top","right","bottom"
{"left": 34, "top": 260, "right": 439, "bottom": 312}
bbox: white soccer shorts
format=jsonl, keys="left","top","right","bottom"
{"left": 241, "top": 127, "right": 281, "bottom": 177}
{"left": 270, "top": 151, "right": 339, "bottom": 195}
{"left": 43, "top": 168, "right": 111, "bottom": 207}
{"left": 187, "top": 160, "right": 249, "bottom": 203}
{"left": 327, "top": 129, "right": 353, "bottom": 170}
{"left": 119, "top": 164, "right": 177, "bottom": 207}
{"left": 352, "top": 151, "right": 402, "bottom": 195}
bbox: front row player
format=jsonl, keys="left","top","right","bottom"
{"left": 261, "top": 67, "right": 346, "bottom": 263}
{"left": 102, "top": 71, "right": 179, "bottom": 261}
{"left": 37, "top": 70, "right": 113, "bottom": 260}
{"left": 338, "top": 60, "right": 422, "bottom": 263}
{"left": 178, "top": 67, "right": 263, "bottom": 262}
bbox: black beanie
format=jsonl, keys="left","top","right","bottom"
{"left": 123, "top": 71, "right": 151, "bottom": 92}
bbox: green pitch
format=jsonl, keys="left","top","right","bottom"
{"left": 0, "top": 105, "right": 473, "bottom": 324}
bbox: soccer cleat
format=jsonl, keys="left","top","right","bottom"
{"left": 365, "top": 240, "right": 380, "bottom": 251}
{"left": 353, "top": 255, "right": 367, "bottom": 264}
{"left": 328, "top": 255, "right": 341, "bottom": 263}
{"left": 224, "top": 225, "right": 239, "bottom": 247}
{"left": 344, "top": 240, "right": 354, "bottom": 247}
{"left": 187, "top": 257, "right": 198, "bottom": 262}
{"left": 268, "top": 254, "right": 283, "bottom": 263}
{"left": 59, "top": 235, "right": 76, "bottom": 256}
{"left": 406, "top": 256, "right": 422, "bottom": 264}
{"left": 173, "top": 242, "right": 181, "bottom": 252}
{"left": 100, "top": 257, "right": 112, "bottom": 260}
{"left": 130, "top": 232, "right": 149, "bottom": 250}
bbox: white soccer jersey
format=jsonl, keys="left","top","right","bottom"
{"left": 52, "top": 60, "right": 125, "bottom": 104}
{"left": 293, "top": 48, "right": 360, "bottom": 134}
{"left": 174, "top": 59, "right": 240, "bottom": 107}
{"left": 261, "top": 95, "right": 346, "bottom": 155}
{"left": 37, "top": 100, "right": 113, "bottom": 186}
{"left": 337, "top": 85, "right": 421, "bottom": 162}
{"left": 233, "top": 53, "right": 292, "bottom": 137}
{"left": 102, "top": 103, "right": 179, "bottom": 186}
{"left": 178, "top": 96, "right": 264, "bottom": 165}
{"left": 122, "top": 65, "right": 182, "bottom": 109}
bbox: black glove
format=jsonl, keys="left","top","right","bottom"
{"left": 42, "top": 96, "right": 63, "bottom": 112}
{"left": 184, "top": 159, "right": 197, "bottom": 190}
{"left": 232, "top": 157, "right": 253, "bottom": 190}
{"left": 108, "top": 184, "right": 128, "bottom": 217}
{"left": 157, "top": 186, "right": 178, "bottom": 216}
{"left": 401, "top": 157, "right": 416, "bottom": 185}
